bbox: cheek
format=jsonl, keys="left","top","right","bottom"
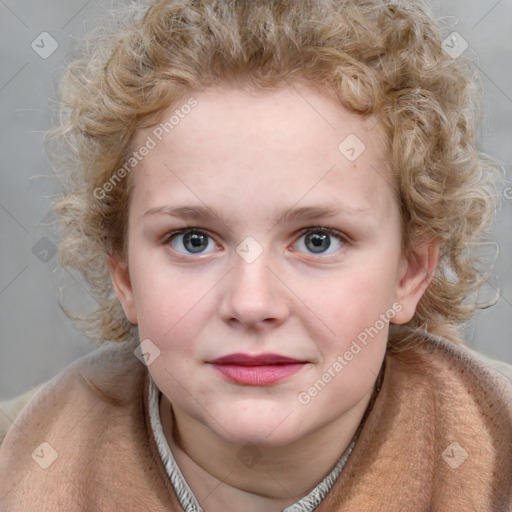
{"left": 129, "top": 260, "right": 216, "bottom": 347}
{"left": 305, "top": 266, "right": 398, "bottom": 330}
{"left": 299, "top": 266, "right": 397, "bottom": 372}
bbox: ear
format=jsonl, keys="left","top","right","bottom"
{"left": 107, "top": 254, "right": 138, "bottom": 325}
{"left": 392, "top": 241, "right": 439, "bottom": 325}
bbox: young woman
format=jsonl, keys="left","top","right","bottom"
{"left": 1, "top": 1, "right": 511, "bottom": 510}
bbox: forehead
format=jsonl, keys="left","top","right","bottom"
{"left": 129, "top": 85, "right": 396, "bottom": 220}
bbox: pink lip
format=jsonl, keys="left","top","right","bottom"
{"left": 207, "top": 353, "right": 307, "bottom": 386}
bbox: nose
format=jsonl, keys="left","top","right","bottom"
{"left": 218, "top": 251, "right": 290, "bottom": 331}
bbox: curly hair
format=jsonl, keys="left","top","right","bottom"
{"left": 50, "top": 0, "right": 501, "bottom": 351}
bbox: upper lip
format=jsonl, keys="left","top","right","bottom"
{"left": 208, "top": 353, "right": 306, "bottom": 366}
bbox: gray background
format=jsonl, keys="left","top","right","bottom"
{"left": 1, "top": 0, "right": 511, "bottom": 399}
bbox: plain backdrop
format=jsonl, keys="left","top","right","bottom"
{"left": 1, "top": 0, "right": 511, "bottom": 399}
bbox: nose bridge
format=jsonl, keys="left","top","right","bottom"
{"left": 219, "top": 245, "right": 289, "bottom": 327}
{"left": 234, "top": 251, "right": 272, "bottom": 294}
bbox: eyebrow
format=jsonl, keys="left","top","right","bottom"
{"left": 143, "top": 204, "right": 370, "bottom": 225}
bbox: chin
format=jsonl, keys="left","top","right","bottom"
{"left": 226, "top": 428, "right": 303, "bottom": 449}
{"left": 210, "top": 408, "right": 307, "bottom": 448}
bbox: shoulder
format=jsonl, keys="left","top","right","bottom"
{"left": 0, "top": 339, "right": 175, "bottom": 511}
{"left": 336, "top": 331, "right": 512, "bottom": 509}
{"left": 0, "top": 384, "right": 45, "bottom": 446}
{"left": 391, "top": 332, "right": 512, "bottom": 419}
{"left": 391, "top": 331, "right": 512, "bottom": 395}
{"left": 393, "top": 331, "right": 512, "bottom": 502}
{"left": 416, "top": 334, "right": 512, "bottom": 405}
{"left": 0, "top": 337, "right": 144, "bottom": 453}
{"left": 465, "top": 346, "right": 512, "bottom": 384}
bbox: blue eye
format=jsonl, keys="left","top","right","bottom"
{"left": 168, "top": 229, "right": 217, "bottom": 255}
{"left": 165, "top": 227, "right": 345, "bottom": 256}
{"left": 294, "top": 228, "right": 345, "bottom": 255}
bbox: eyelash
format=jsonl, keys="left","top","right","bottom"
{"left": 162, "top": 226, "right": 348, "bottom": 257}
{"left": 295, "top": 226, "right": 347, "bottom": 243}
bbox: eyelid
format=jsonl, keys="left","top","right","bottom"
{"left": 161, "top": 225, "right": 349, "bottom": 257}
{"left": 162, "top": 227, "right": 222, "bottom": 256}
{"left": 161, "top": 227, "right": 212, "bottom": 243}
{"left": 290, "top": 225, "right": 349, "bottom": 257}
{"left": 294, "top": 225, "right": 349, "bottom": 242}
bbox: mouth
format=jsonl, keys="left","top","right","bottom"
{"left": 207, "top": 353, "right": 307, "bottom": 386}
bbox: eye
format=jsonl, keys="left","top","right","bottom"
{"left": 166, "top": 228, "right": 219, "bottom": 255}
{"left": 292, "top": 227, "right": 345, "bottom": 255}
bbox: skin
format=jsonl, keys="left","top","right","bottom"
{"left": 109, "top": 84, "right": 438, "bottom": 511}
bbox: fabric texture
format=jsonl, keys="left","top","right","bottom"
{"left": 0, "top": 383, "right": 45, "bottom": 446}
{"left": 0, "top": 331, "right": 511, "bottom": 511}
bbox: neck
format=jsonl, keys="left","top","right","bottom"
{"left": 159, "top": 386, "right": 375, "bottom": 512}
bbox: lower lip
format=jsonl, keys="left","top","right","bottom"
{"left": 211, "top": 363, "right": 305, "bottom": 386}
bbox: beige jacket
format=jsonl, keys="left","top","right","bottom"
{"left": 0, "top": 333, "right": 511, "bottom": 511}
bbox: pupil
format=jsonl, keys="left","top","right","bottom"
{"left": 184, "top": 232, "right": 208, "bottom": 253}
{"left": 306, "top": 232, "right": 330, "bottom": 253}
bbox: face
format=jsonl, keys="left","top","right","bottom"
{"left": 110, "top": 85, "right": 433, "bottom": 448}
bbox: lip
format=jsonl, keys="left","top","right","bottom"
{"left": 207, "top": 353, "right": 307, "bottom": 386}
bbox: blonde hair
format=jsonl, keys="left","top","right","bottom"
{"left": 50, "top": 0, "right": 500, "bottom": 350}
